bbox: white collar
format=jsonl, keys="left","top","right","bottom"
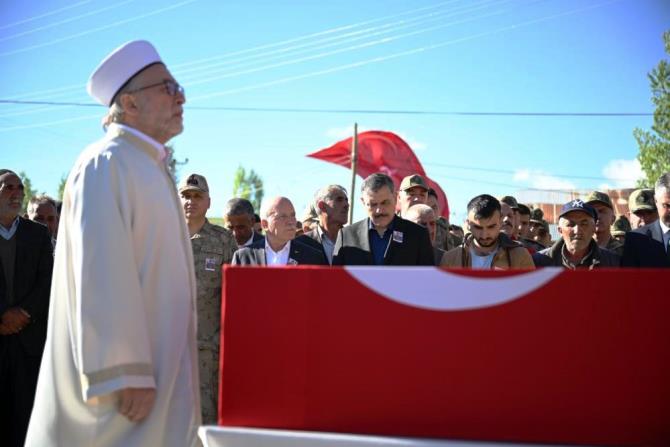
{"left": 243, "top": 232, "right": 255, "bottom": 247}
{"left": 660, "top": 219, "right": 670, "bottom": 235}
{"left": 108, "top": 123, "right": 166, "bottom": 161}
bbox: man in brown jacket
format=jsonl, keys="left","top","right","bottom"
{"left": 441, "top": 194, "right": 534, "bottom": 269}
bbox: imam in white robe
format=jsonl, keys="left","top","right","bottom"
{"left": 25, "top": 124, "right": 201, "bottom": 447}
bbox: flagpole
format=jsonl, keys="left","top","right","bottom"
{"left": 348, "top": 122, "right": 358, "bottom": 225}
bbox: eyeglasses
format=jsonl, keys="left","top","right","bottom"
{"left": 128, "top": 79, "right": 184, "bottom": 97}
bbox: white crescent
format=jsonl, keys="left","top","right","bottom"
{"left": 345, "top": 267, "right": 563, "bottom": 311}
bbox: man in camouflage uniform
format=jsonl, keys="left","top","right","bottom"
{"left": 627, "top": 188, "right": 658, "bottom": 229}
{"left": 178, "top": 173, "right": 237, "bottom": 424}
{"left": 585, "top": 191, "right": 624, "bottom": 256}
{"left": 428, "top": 188, "right": 460, "bottom": 251}
{"left": 611, "top": 215, "right": 631, "bottom": 244}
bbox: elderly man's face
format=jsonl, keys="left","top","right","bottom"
{"left": 263, "top": 199, "right": 297, "bottom": 245}
{"left": 467, "top": 210, "right": 502, "bottom": 249}
{"left": 559, "top": 211, "right": 595, "bottom": 254}
{"left": 226, "top": 214, "right": 255, "bottom": 246}
{"left": 180, "top": 189, "right": 210, "bottom": 221}
{"left": 500, "top": 203, "right": 516, "bottom": 237}
{"left": 0, "top": 173, "right": 24, "bottom": 221}
{"left": 407, "top": 209, "right": 437, "bottom": 243}
{"left": 321, "top": 189, "right": 349, "bottom": 226}
{"left": 629, "top": 209, "right": 658, "bottom": 229}
{"left": 29, "top": 202, "right": 59, "bottom": 237}
{"left": 656, "top": 189, "right": 670, "bottom": 227}
{"left": 399, "top": 186, "right": 428, "bottom": 214}
{"left": 128, "top": 64, "right": 185, "bottom": 144}
{"left": 362, "top": 185, "right": 396, "bottom": 229}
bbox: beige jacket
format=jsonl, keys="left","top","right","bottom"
{"left": 441, "top": 233, "right": 535, "bottom": 269}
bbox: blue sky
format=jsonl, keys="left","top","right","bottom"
{"left": 1, "top": 0, "right": 668, "bottom": 224}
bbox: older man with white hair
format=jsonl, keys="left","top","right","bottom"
{"left": 232, "top": 197, "right": 326, "bottom": 266}
{"left": 403, "top": 203, "right": 444, "bottom": 265}
{"left": 26, "top": 41, "right": 200, "bottom": 447}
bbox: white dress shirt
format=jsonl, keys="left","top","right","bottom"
{"left": 265, "top": 239, "right": 291, "bottom": 266}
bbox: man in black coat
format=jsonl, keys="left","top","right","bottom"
{"left": 0, "top": 170, "right": 54, "bottom": 447}
{"left": 333, "top": 173, "right": 434, "bottom": 266}
{"left": 621, "top": 172, "right": 670, "bottom": 268}
{"left": 232, "top": 196, "right": 326, "bottom": 266}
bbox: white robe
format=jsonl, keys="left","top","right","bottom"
{"left": 25, "top": 124, "right": 201, "bottom": 446}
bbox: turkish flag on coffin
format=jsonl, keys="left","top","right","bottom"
{"left": 307, "top": 131, "right": 450, "bottom": 218}
{"left": 218, "top": 266, "right": 670, "bottom": 446}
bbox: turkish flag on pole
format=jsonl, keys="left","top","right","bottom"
{"left": 307, "top": 131, "right": 450, "bottom": 218}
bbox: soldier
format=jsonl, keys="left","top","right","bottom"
{"left": 178, "top": 173, "right": 237, "bottom": 425}
{"left": 585, "top": 191, "right": 624, "bottom": 256}
{"left": 517, "top": 203, "right": 545, "bottom": 253}
{"left": 535, "top": 220, "right": 553, "bottom": 248}
{"left": 611, "top": 215, "right": 631, "bottom": 244}
{"left": 528, "top": 207, "right": 545, "bottom": 241}
{"left": 627, "top": 188, "right": 658, "bottom": 229}
{"left": 428, "top": 188, "right": 460, "bottom": 251}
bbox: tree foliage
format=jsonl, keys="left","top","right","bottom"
{"left": 232, "top": 166, "right": 264, "bottom": 212}
{"left": 635, "top": 30, "right": 670, "bottom": 187}
{"left": 18, "top": 171, "right": 37, "bottom": 214}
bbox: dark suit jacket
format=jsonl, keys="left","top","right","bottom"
{"left": 0, "top": 217, "right": 54, "bottom": 355}
{"left": 332, "top": 215, "right": 434, "bottom": 266}
{"left": 231, "top": 238, "right": 327, "bottom": 266}
{"left": 621, "top": 221, "right": 669, "bottom": 268}
{"left": 296, "top": 228, "right": 329, "bottom": 263}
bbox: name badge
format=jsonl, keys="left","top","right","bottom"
{"left": 392, "top": 230, "right": 404, "bottom": 243}
{"left": 205, "top": 258, "right": 217, "bottom": 271}
{"left": 287, "top": 258, "right": 298, "bottom": 266}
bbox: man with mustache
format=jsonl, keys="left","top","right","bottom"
{"left": 533, "top": 199, "right": 620, "bottom": 269}
{"left": 298, "top": 185, "right": 349, "bottom": 265}
{"left": 333, "top": 173, "right": 434, "bottom": 266}
{"left": 26, "top": 40, "right": 200, "bottom": 447}
{"left": 441, "top": 194, "right": 534, "bottom": 269}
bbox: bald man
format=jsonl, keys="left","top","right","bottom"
{"left": 232, "top": 197, "right": 326, "bottom": 266}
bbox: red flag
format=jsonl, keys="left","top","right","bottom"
{"left": 307, "top": 131, "right": 450, "bottom": 218}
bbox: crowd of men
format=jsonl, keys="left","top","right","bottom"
{"left": 2, "top": 39, "right": 669, "bottom": 447}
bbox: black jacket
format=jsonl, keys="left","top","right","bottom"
{"left": 0, "top": 217, "right": 54, "bottom": 355}
{"left": 231, "top": 238, "right": 327, "bottom": 266}
{"left": 332, "top": 215, "right": 434, "bottom": 266}
{"left": 620, "top": 221, "right": 669, "bottom": 268}
{"left": 533, "top": 238, "right": 620, "bottom": 269}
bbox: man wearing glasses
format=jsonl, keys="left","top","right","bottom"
{"left": 26, "top": 41, "right": 200, "bottom": 447}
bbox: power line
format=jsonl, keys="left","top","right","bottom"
{"left": 0, "top": 0, "right": 92, "bottom": 31}
{"left": 0, "top": 100, "right": 653, "bottom": 116}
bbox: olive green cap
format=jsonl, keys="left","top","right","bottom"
{"left": 628, "top": 188, "right": 656, "bottom": 213}
{"left": 611, "top": 215, "right": 631, "bottom": 236}
{"left": 585, "top": 191, "right": 613, "bottom": 209}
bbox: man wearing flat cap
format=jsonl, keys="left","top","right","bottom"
{"left": 397, "top": 174, "right": 429, "bottom": 218}
{"left": 179, "top": 173, "right": 237, "bottom": 425}
{"left": 26, "top": 41, "right": 200, "bottom": 447}
{"left": 533, "top": 199, "right": 620, "bottom": 269}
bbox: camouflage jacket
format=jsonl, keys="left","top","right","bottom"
{"left": 434, "top": 216, "right": 462, "bottom": 251}
{"left": 190, "top": 219, "right": 237, "bottom": 351}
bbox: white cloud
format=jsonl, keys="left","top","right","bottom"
{"left": 601, "top": 159, "right": 643, "bottom": 188}
{"left": 513, "top": 169, "right": 576, "bottom": 191}
{"left": 324, "top": 126, "right": 426, "bottom": 151}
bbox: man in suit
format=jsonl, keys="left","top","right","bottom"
{"left": 232, "top": 196, "right": 326, "bottom": 266}
{"left": 0, "top": 169, "right": 53, "bottom": 447}
{"left": 332, "top": 173, "right": 434, "bottom": 266}
{"left": 298, "top": 184, "right": 349, "bottom": 265}
{"left": 621, "top": 172, "right": 670, "bottom": 268}
{"left": 224, "top": 198, "right": 264, "bottom": 248}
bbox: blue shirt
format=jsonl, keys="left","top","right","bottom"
{"left": 368, "top": 218, "right": 394, "bottom": 265}
{"left": 0, "top": 216, "right": 19, "bottom": 240}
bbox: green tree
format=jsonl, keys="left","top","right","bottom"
{"left": 18, "top": 171, "right": 37, "bottom": 214}
{"left": 232, "top": 166, "right": 264, "bottom": 212}
{"left": 635, "top": 30, "right": 670, "bottom": 187}
{"left": 57, "top": 174, "right": 67, "bottom": 201}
